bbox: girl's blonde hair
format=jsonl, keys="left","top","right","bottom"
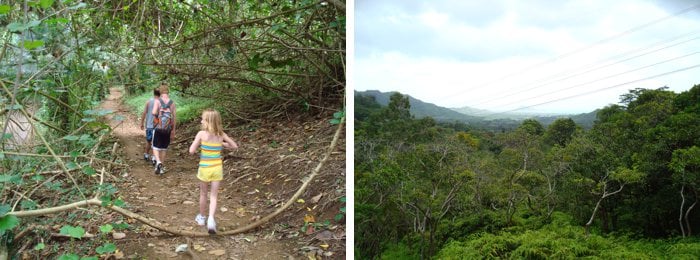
{"left": 201, "top": 109, "right": 224, "bottom": 136}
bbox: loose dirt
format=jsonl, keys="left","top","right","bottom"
{"left": 99, "top": 87, "right": 346, "bottom": 259}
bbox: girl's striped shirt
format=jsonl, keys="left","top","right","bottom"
{"left": 199, "top": 141, "right": 222, "bottom": 168}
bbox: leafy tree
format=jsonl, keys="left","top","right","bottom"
{"left": 544, "top": 118, "right": 577, "bottom": 147}
{"left": 670, "top": 146, "right": 700, "bottom": 237}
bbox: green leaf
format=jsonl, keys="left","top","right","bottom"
{"left": 83, "top": 109, "right": 112, "bottom": 116}
{"left": 31, "top": 174, "right": 44, "bottom": 182}
{"left": 7, "top": 104, "right": 22, "bottom": 110}
{"left": 0, "top": 204, "right": 10, "bottom": 216}
{"left": 27, "top": 20, "right": 40, "bottom": 28}
{"left": 23, "top": 40, "right": 44, "bottom": 50}
{"left": 66, "top": 161, "right": 79, "bottom": 170}
{"left": 100, "top": 195, "right": 112, "bottom": 206}
{"left": 7, "top": 22, "right": 25, "bottom": 32}
{"left": 20, "top": 200, "right": 37, "bottom": 210}
{"left": 70, "top": 151, "right": 80, "bottom": 158}
{"left": 80, "top": 257, "right": 98, "bottom": 260}
{"left": 0, "top": 5, "right": 11, "bottom": 15}
{"left": 58, "top": 254, "right": 79, "bottom": 260}
{"left": 9, "top": 20, "right": 41, "bottom": 32}
{"left": 82, "top": 117, "right": 96, "bottom": 122}
{"left": 95, "top": 243, "right": 116, "bottom": 254}
{"left": 59, "top": 225, "right": 85, "bottom": 238}
{"left": 248, "top": 53, "right": 263, "bottom": 70}
{"left": 339, "top": 196, "right": 346, "bottom": 203}
{"left": 46, "top": 17, "right": 69, "bottom": 24}
{"left": 1, "top": 133, "right": 10, "bottom": 140}
{"left": 340, "top": 207, "right": 346, "bottom": 213}
{"left": 329, "top": 119, "right": 340, "bottom": 125}
{"left": 113, "top": 222, "right": 129, "bottom": 230}
{"left": 34, "top": 242, "right": 45, "bottom": 250}
{"left": 333, "top": 111, "right": 345, "bottom": 119}
{"left": 0, "top": 174, "right": 15, "bottom": 183}
{"left": 113, "top": 198, "right": 125, "bottom": 207}
{"left": 334, "top": 213, "right": 344, "bottom": 222}
{"left": 99, "top": 224, "right": 113, "bottom": 234}
{"left": 67, "top": 2, "right": 86, "bottom": 9}
{"left": 83, "top": 166, "right": 96, "bottom": 176}
{"left": 39, "top": 0, "right": 54, "bottom": 8}
{"left": 63, "top": 135, "right": 79, "bottom": 141}
{"left": 96, "top": 109, "right": 113, "bottom": 116}
{"left": 0, "top": 215, "right": 20, "bottom": 236}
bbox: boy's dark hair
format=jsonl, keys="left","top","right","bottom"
{"left": 153, "top": 88, "right": 161, "bottom": 96}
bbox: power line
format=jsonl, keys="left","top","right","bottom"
{"left": 484, "top": 63, "right": 700, "bottom": 116}
{"left": 471, "top": 31, "right": 700, "bottom": 107}
{"left": 493, "top": 51, "right": 699, "bottom": 110}
{"left": 440, "top": 2, "right": 700, "bottom": 103}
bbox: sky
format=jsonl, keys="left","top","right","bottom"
{"left": 354, "top": 0, "right": 700, "bottom": 114}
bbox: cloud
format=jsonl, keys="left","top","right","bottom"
{"left": 355, "top": 0, "right": 700, "bottom": 113}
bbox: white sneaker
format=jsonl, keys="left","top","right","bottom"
{"left": 207, "top": 217, "right": 216, "bottom": 234}
{"left": 195, "top": 214, "right": 206, "bottom": 226}
{"left": 154, "top": 163, "right": 162, "bottom": 175}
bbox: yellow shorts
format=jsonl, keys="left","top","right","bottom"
{"left": 197, "top": 166, "right": 223, "bottom": 182}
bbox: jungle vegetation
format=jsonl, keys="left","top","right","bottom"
{"left": 0, "top": 0, "right": 344, "bottom": 258}
{"left": 355, "top": 86, "right": 700, "bottom": 259}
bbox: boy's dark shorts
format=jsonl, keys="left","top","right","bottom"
{"left": 152, "top": 128, "right": 171, "bottom": 150}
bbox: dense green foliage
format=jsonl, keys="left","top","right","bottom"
{"left": 355, "top": 86, "right": 700, "bottom": 259}
{"left": 1, "top": 1, "right": 344, "bottom": 258}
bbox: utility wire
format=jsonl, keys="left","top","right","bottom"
{"left": 440, "top": 3, "right": 700, "bottom": 103}
{"left": 471, "top": 31, "right": 700, "bottom": 107}
{"left": 492, "top": 51, "right": 699, "bottom": 110}
{"left": 485, "top": 63, "right": 700, "bottom": 116}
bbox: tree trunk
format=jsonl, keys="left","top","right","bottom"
{"left": 684, "top": 189, "right": 697, "bottom": 236}
{"left": 585, "top": 197, "right": 603, "bottom": 236}
{"left": 679, "top": 185, "right": 686, "bottom": 237}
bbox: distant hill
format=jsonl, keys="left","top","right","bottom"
{"left": 356, "top": 90, "right": 598, "bottom": 129}
{"left": 356, "top": 90, "right": 484, "bottom": 123}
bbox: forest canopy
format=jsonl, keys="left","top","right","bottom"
{"left": 355, "top": 85, "right": 700, "bottom": 259}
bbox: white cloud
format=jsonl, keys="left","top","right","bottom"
{"left": 355, "top": 0, "right": 700, "bottom": 114}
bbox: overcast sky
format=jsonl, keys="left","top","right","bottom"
{"left": 354, "top": 0, "right": 700, "bottom": 114}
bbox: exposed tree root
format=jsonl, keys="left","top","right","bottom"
{"left": 8, "top": 118, "right": 344, "bottom": 237}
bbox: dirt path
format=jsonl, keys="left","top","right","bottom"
{"left": 99, "top": 87, "right": 346, "bottom": 259}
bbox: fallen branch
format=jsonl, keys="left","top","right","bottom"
{"left": 0, "top": 151, "right": 129, "bottom": 168}
{"left": 8, "top": 117, "right": 345, "bottom": 237}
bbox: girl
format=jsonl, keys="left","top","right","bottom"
{"left": 189, "top": 109, "right": 238, "bottom": 234}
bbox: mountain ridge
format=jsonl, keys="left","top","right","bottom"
{"left": 356, "top": 90, "right": 597, "bottom": 129}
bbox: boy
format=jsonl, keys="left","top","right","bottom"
{"left": 151, "top": 83, "right": 176, "bottom": 175}
{"left": 139, "top": 88, "right": 160, "bottom": 165}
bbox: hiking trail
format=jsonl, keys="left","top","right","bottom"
{"left": 99, "top": 87, "right": 346, "bottom": 259}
